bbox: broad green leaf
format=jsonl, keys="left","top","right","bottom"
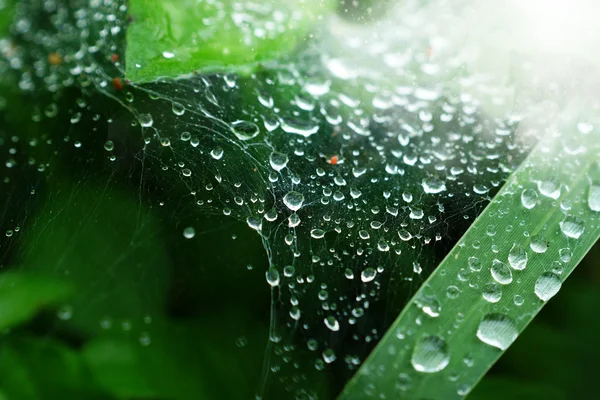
{"left": 0, "top": 272, "right": 74, "bottom": 331}
{"left": 82, "top": 314, "right": 301, "bottom": 400}
{"left": 0, "top": 0, "right": 15, "bottom": 36}
{"left": 469, "top": 377, "right": 566, "bottom": 400}
{"left": 16, "top": 183, "right": 170, "bottom": 336}
{"left": 341, "top": 127, "right": 600, "bottom": 399}
{"left": 126, "top": 0, "right": 335, "bottom": 82}
{"left": 0, "top": 336, "right": 109, "bottom": 400}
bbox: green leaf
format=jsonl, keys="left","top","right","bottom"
{"left": 341, "top": 128, "right": 600, "bottom": 399}
{"left": 0, "top": 336, "right": 110, "bottom": 400}
{"left": 17, "top": 183, "right": 170, "bottom": 336}
{"left": 469, "top": 377, "right": 566, "bottom": 400}
{"left": 82, "top": 314, "right": 274, "bottom": 400}
{"left": 0, "top": 0, "right": 15, "bottom": 36}
{"left": 0, "top": 272, "right": 74, "bottom": 331}
{"left": 125, "top": 0, "right": 335, "bottom": 82}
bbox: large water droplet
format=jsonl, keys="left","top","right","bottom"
{"left": 422, "top": 176, "right": 446, "bottom": 194}
{"left": 537, "top": 179, "right": 561, "bottom": 199}
{"left": 231, "top": 120, "right": 260, "bottom": 140}
{"left": 559, "top": 215, "right": 585, "bottom": 239}
{"left": 411, "top": 335, "right": 450, "bottom": 373}
{"left": 534, "top": 272, "right": 562, "bottom": 301}
{"left": 266, "top": 268, "right": 280, "bottom": 287}
{"left": 283, "top": 191, "right": 305, "bottom": 211}
{"left": 588, "top": 184, "right": 600, "bottom": 212}
{"left": 508, "top": 243, "right": 527, "bottom": 270}
{"left": 520, "top": 189, "right": 538, "bottom": 209}
{"left": 530, "top": 235, "right": 548, "bottom": 253}
{"left": 361, "top": 268, "right": 376, "bottom": 283}
{"left": 324, "top": 316, "right": 340, "bottom": 331}
{"left": 139, "top": 113, "right": 153, "bottom": 127}
{"left": 482, "top": 282, "right": 502, "bottom": 303}
{"left": 491, "top": 259, "right": 513, "bottom": 285}
{"left": 269, "top": 151, "right": 289, "bottom": 171}
{"left": 477, "top": 313, "right": 518, "bottom": 350}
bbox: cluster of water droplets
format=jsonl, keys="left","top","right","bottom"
{"left": 2, "top": 0, "right": 599, "bottom": 398}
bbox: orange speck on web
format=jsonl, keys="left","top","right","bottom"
{"left": 111, "top": 53, "right": 119, "bottom": 63}
{"left": 329, "top": 155, "right": 338, "bottom": 165}
{"left": 112, "top": 77, "right": 124, "bottom": 91}
{"left": 425, "top": 47, "right": 433, "bottom": 58}
{"left": 48, "top": 52, "right": 62, "bottom": 65}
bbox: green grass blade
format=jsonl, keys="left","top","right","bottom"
{"left": 340, "top": 126, "right": 600, "bottom": 399}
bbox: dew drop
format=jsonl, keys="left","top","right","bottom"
{"left": 269, "top": 151, "right": 289, "bottom": 171}
{"left": 231, "top": 120, "right": 260, "bottom": 141}
{"left": 482, "top": 282, "right": 502, "bottom": 303}
{"left": 491, "top": 259, "right": 513, "bottom": 285}
{"left": 183, "top": 227, "right": 195, "bottom": 239}
{"left": 559, "top": 215, "right": 585, "bottom": 239}
{"left": 530, "top": 235, "right": 548, "bottom": 253}
{"left": 508, "top": 243, "right": 527, "bottom": 270}
{"left": 172, "top": 102, "right": 185, "bottom": 116}
{"left": 520, "top": 189, "right": 538, "bottom": 209}
{"left": 361, "top": 267, "right": 376, "bottom": 282}
{"left": 477, "top": 313, "right": 518, "bottom": 350}
{"left": 283, "top": 191, "right": 304, "bottom": 211}
{"left": 559, "top": 248, "right": 572, "bottom": 263}
{"left": 324, "top": 316, "right": 340, "bottom": 331}
{"left": 534, "top": 272, "right": 562, "bottom": 301}
{"left": 310, "top": 229, "right": 325, "bottom": 239}
{"left": 139, "top": 113, "right": 153, "bottom": 127}
{"left": 210, "top": 147, "right": 224, "bottom": 160}
{"left": 537, "top": 179, "right": 561, "bottom": 199}
{"left": 422, "top": 176, "right": 446, "bottom": 194}
{"left": 588, "top": 184, "right": 600, "bottom": 212}
{"left": 104, "top": 141, "right": 114, "bottom": 151}
{"left": 411, "top": 335, "right": 450, "bottom": 373}
{"left": 266, "top": 268, "right": 280, "bottom": 287}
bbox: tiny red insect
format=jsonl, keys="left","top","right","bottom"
{"left": 111, "top": 53, "right": 119, "bottom": 63}
{"left": 329, "top": 155, "right": 338, "bottom": 165}
{"left": 112, "top": 77, "right": 124, "bottom": 91}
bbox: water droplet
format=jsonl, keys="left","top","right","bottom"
{"left": 310, "top": 229, "right": 325, "bottom": 239}
{"left": 172, "top": 102, "right": 185, "bottom": 116}
{"left": 210, "top": 147, "right": 224, "bottom": 160}
{"left": 411, "top": 335, "right": 450, "bottom": 373}
{"left": 559, "top": 215, "right": 585, "bottom": 239}
{"left": 283, "top": 191, "right": 304, "bottom": 211}
{"left": 266, "top": 268, "right": 280, "bottom": 287}
{"left": 513, "top": 295, "right": 524, "bottom": 306}
{"left": 139, "top": 114, "right": 153, "bottom": 127}
{"left": 508, "top": 243, "right": 527, "bottom": 270}
{"left": 482, "top": 282, "right": 502, "bottom": 303}
{"left": 361, "top": 268, "right": 376, "bottom": 282}
{"left": 588, "top": 184, "right": 600, "bottom": 211}
{"left": 520, "top": 189, "right": 538, "bottom": 209}
{"left": 537, "top": 179, "right": 561, "bottom": 199}
{"left": 468, "top": 256, "right": 482, "bottom": 272}
{"left": 534, "top": 272, "right": 562, "bottom": 301}
{"left": 324, "top": 316, "right": 340, "bottom": 331}
{"left": 530, "top": 235, "right": 548, "bottom": 253}
{"left": 477, "top": 313, "right": 518, "bottom": 350}
{"left": 246, "top": 216, "right": 262, "bottom": 231}
{"left": 422, "top": 176, "right": 446, "bottom": 194}
{"left": 231, "top": 120, "right": 260, "bottom": 140}
{"left": 559, "top": 248, "right": 572, "bottom": 263}
{"left": 104, "top": 141, "right": 114, "bottom": 151}
{"left": 183, "top": 227, "right": 195, "bottom": 239}
{"left": 491, "top": 259, "right": 513, "bottom": 285}
{"left": 269, "top": 151, "right": 289, "bottom": 171}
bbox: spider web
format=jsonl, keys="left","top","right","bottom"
{"left": 0, "top": 0, "right": 553, "bottom": 398}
